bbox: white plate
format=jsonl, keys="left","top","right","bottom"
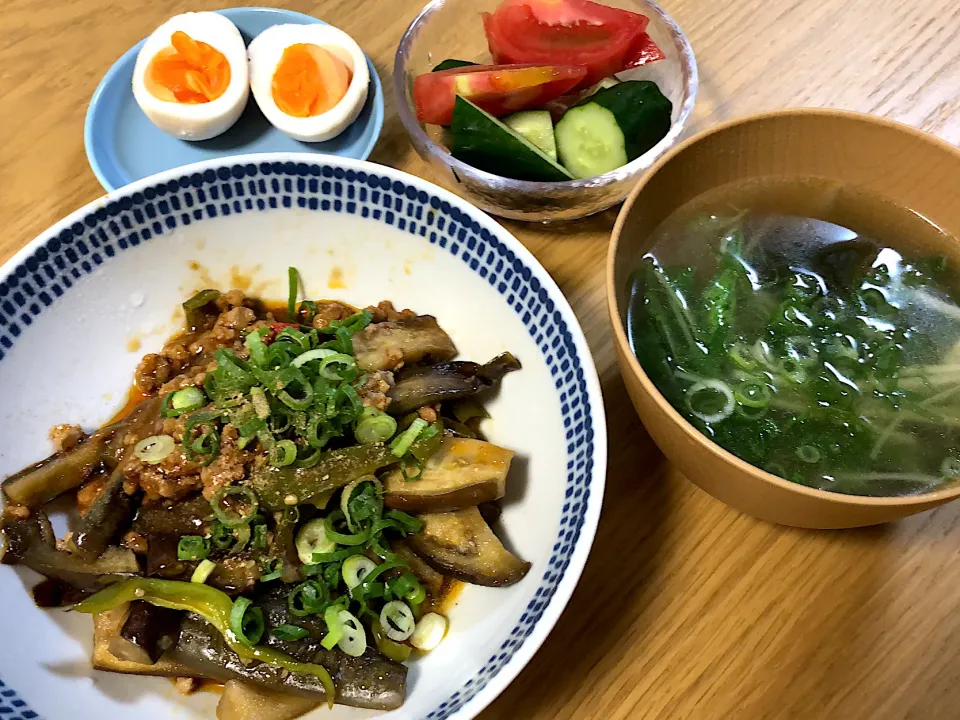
{"left": 0, "top": 155, "right": 606, "bottom": 720}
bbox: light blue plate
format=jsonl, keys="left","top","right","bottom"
{"left": 84, "top": 7, "right": 384, "bottom": 191}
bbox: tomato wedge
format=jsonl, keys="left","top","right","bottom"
{"left": 413, "top": 63, "right": 587, "bottom": 125}
{"left": 482, "top": 0, "right": 664, "bottom": 89}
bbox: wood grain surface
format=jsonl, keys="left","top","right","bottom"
{"left": 2, "top": 0, "right": 960, "bottom": 718}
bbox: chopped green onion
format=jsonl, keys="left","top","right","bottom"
{"left": 211, "top": 486, "right": 259, "bottom": 528}
{"left": 183, "top": 288, "right": 221, "bottom": 311}
{"left": 295, "top": 518, "right": 338, "bottom": 564}
{"left": 318, "top": 353, "right": 356, "bottom": 381}
{"left": 321, "top": 605, "right": 344, "bottom": 650}
{"left": 252, "top": 523, "right": 268, "bottom": 550}
{"left": 291, "top": 348, "right": 337, "bottom": 368}
{"left": 177, "top": 535, "right": 210, "bottom": 561}
{"left": 191, "top": 431, "right": 221, "bottom": 467}
{"left": 410, "top": 613, "right": 447, "bottom": 651}
{"left": 372, "top": 619, "right": 413, "bottom": 662}
{"left": 229, "top": 596, "right": 265, "bottom": 647}
{"left": 727, "top": 342, "right": 758, "bottom": 371}
{"left": 173, "top": 386, "right": 207, "bottom": 411}
{"left": 324, "top": 511, "right": 370, "bottom": 546}
{"left": 245, "top": 329, "right": 270, "bottom": 368}
{"left": 260, "top": 557, "right": 283, "bottom": 582}
{"left": 734, "top": 379, "right": 771, "bottom": 408}
{"left": 182, "top": 409, "right": 223, "bottom": 463}
{"left": 229, "top": 524, "right": 252, "bottom": 555}
{"left": 272, "top": 624, "right": 310, "bottom": 641}
{"left": 685, "top": 380, "right": 735, "bottom": 424}
{"left": 380, "top": 601, "right": 415, "bottom": 642}
{"left": 134, "top": 435, "right": 175, "bottom": 464}
{"left": 390, "top": 418, "right": 428, "bottom": 457}
{"left": 288, "top": 580, "right": 329, "bottom": 617}
{"left": 796, "top": 445, "right": 821, "bottom": 464}
{"left": 355, "top": 409, "right": 397, "bottom": 445}
{"left": 778, "top": 357, "right": 808, "bottom": 384}
{"left": 336, "top": 610, "right": 366, "bottom": 657}
{"left": 342, "top": 555, "right": 377, "bottom": 590}
{"left": 341, "top": 476, "right": 383, "bottom": 532}
{"left": 287, "top": 267, "right": 299, "bottom": 321}
{"left": 209, "top": 520, "right": 234, "bottom": 550}
{"left": 250, "top": 386, "right": 271, "bottom": 420}
{"left": 269, "top": 439, "right": 298, "bottom": 468}
{"left": 191, "top": 559, "right": 217, "bottom": 584}
{"left": 389, "top": 573, "right": 425, "bottom": 605}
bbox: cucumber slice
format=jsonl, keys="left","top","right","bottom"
{"left": 555, "top": 104, "right": 628, "bottom": 179}
{"left": 556, "top": 80, "right": 672, "bottom": 179}
{"left": 504, "top": 111, "right": 558, "bottom": 161}
{"left": 432, "top": 59, "right": 478, "bottom": 72}
{"left": 450, "top": 97, "right": 574, "bottom": 182}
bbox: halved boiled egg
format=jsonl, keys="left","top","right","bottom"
{"left": 248, "top": 24, "right": 370, "bottom": 143}
{"left": 132, "top": 12, "right": 249, "bottom": 141}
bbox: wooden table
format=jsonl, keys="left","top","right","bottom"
{"left": 3, "top": 0, "right": 960, "bottom": 717}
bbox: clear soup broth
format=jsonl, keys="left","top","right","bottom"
{"left": 627, "top": 177, "right": 960, "bottom": 497}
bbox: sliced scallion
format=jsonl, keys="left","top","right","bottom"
{"left": 291, "top": 348, "right": 337, "bottom": 368}
{"left": 211, "top": 486, "right": 259, "bottom": 528}
{"left": 269, "top": 439, "right": 298, "bottom": 468}
{"left": 178, "top": 535, "right": 210, "bottom": 561}
{"left": 389, "top": 418, "right": 428, "bottom": 457}
{"left": 355, "top": 409, "right": 397, "bottom": 445}
{"left": 685, "top": 380, "right": 735, "bottom": 424}
{"left": 191, "top": 559, "right": 217, "bottom": 584}
{"left": 229, "top": 596, "right": 265, "bottom": 646}
{"left": 295, "top": 518, "right": 337, "bottom": 564}
{"left": 380, "top": 600, "right": 416, "bottom": 642}
{"left": 321, "top": 605, "right": 344, "bottom": 650}
{"left": 336, "top": 610, "right": 367, "bottom": 657}
{"left": 342, "top": 555, "right": 377, "bottom": 590}
{"left": 134, "top": 435, "right": 175, "bottom": 464}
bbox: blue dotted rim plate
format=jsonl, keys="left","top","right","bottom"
{"left": 84, "top": 7, "right": 385, "bottom": 192}
{"left": 0, "top": 154, "right": 606, "bottom": 720}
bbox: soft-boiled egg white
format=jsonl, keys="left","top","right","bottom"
{"left": 132, "top": 12, "right": 249, "bottom": 141}
{"left": 248, "top": 24, "right": 370, "bottom": 143}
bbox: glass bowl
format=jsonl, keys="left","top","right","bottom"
{"left": 393, "top": 0, "right": 698, "bottom": 222}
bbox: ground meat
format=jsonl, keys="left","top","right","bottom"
{"left": 366, "top": 300, "right": 417, "bottom": 324}
{"left": 174, "top": 677, "right": 199, "bottom": 695}
{"left": 311, "top": 300, "right": 355, "bottom": 329}
{"left": 123, "top": 448, "right": 204, "bottom": 503}
{"left": 199, "top": 425, "right": 255, "bottom": 500}
{"left": 158, "top": 361, "right": 215, "bottom": 395}
{"left": 135, "top": 353, "right": 175, "bottom": 394}
{"left": 418, "top": 405, "right": 439, "bottom": 423}
{"left": 135, "top": 293, "right": 258, "bottom": 395}
{"left": 49, "top": 424, "right": 85, "bottom": 452}
{"left": 356, "top": 370, "right": 395, "bottom": 411}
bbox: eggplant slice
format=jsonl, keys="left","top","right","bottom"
{"left": 171, "top": 616, "right": 408, "bottom": 710}
{"left": 217, "top": 680, "right": 320, "bottom": 720}
{"left": 2, "top": 437, "right": 105, "bottom": 508}
{"left": 353, "top": 316, "right": 457, "bottom": 372}
{"left": 93, "top": 605, "right": 197, "bottom": 678}
{"left": 409, "top": 507, "right": 530, "bottom": 587}
{"left": 68, "top": 466, "right": 136, "bottom": 561}
{"left": 383, "top": 437, "right": 513, "bottom": 513}
{"left": 387, "top": 353, "right": 521, "bottom": 416}
{"left": 1, "top": 512, "right": 139, "bottom": 593}
{"left": 114, "top": 600, "right": 183, "bottom": 665}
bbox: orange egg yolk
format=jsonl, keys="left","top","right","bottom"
{"left": 271, "top": 44, "right": 352, "bottom": 118}
{"left": 146, "top": 31, "right": 231, "bottom": 104}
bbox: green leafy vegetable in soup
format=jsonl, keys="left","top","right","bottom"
{"left": 628, "top": 180, "right": 960, "bottom": 497}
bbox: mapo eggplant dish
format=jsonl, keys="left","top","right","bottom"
{"left": 0, "top": 270, "right": 529, "bottom": 718}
